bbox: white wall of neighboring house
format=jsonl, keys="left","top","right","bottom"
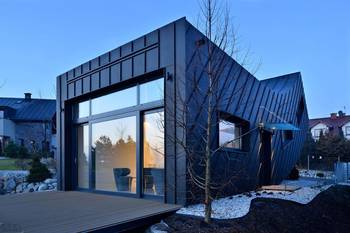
{"left": 0, "top": 118, "right": 16, "bottom": 138}
{"left": 311, "top": 123, "right": 328, "bottom": 140}
{"left": 342, "top": 121, "right": 350, "bottom": 140}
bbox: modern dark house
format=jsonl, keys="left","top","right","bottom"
{"left": 0, "top": 93, "right": 56, "bottom": 156}
{"left": 56, "top": 18, "right": 309, "bottom": 205}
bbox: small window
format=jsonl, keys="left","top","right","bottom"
{"left": 345, "top": 126, "right": 350, "bottom": 136}
{"left": 313, "top": 129, "right": 323, "bottom": 138}
{"left": 218, "top": 113, "right": 249, "bottom": 151}
{"left": 140, "top": 78, "right": 164, "bottom": 104}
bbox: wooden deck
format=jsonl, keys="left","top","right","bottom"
{"left": 0, "top": 191, "right": 181, "bottom": 233}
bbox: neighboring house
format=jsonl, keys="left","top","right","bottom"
{"left": 0, "top": 93, "right": 56, "bottom": 157}
{"left": 56, "top": 18, "right": 308, "bottom": 205}
{"left": 310, "top": 111, "right": 350, "bottom": 140}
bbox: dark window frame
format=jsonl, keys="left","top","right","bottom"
{"left": 217, "top": 112, "right": 250, "bottom": 153}
{"left": 345, "top": 126, "right": 350, "bottom": 136}
{"left": 71, "top": 75, "right": 165, "bottom": 201}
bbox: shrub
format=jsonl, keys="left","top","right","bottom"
{"left": 14, "top": 159, "right": 31, "bottom": 170}
{"left": 3, "top": 142, "right": 30, "bottom": 159}
{"left": 288, "top": 166, "right": 300, "bottom": 180}
{"left": 27, "top": 157, "right": 52, "bottom": 183}
{"left": 316, "top": 172, "right": 324, "bottom": 178}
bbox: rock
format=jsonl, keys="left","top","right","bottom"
{"left": 38, "top": 183, "right": 48, "bottom": 191}
{"left": 255, "top": 192, "right": 261, "bottom": 196}
{"left": 244, "top": 192, "right": 252, "bottom": 197}
{"left": 34, "top": 184, "right": 39, "bottom": 191}
{"left": 27, "top": 183, "right": 34, "bottom": 191}
{"left": 16, "top": 184, "right": 24, "bottom": 193}
{"left": 44, "top": 178, "right": 57, "bottom": 184}
{"left": 148, "top": 221, "right": 169, "bottom": 233}
{"left": 5, "top": 177, "right": 16, "bottom": 192}
{"left": 267, "top": 192, "right": 274, "bottom": 195}
{"left": 29, "top": 188, "right": 34, "bottom": 192}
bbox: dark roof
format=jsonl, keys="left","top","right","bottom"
{"left": 309, "top": 115, "right": 350, "bottom": 129}
{"left": 0, "top": 97, "right": 56, "bottom": 121}
{"left": 261, "top": 72, "right": 301, "bottom": 93}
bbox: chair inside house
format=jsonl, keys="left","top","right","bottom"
{"left": 113, "top": 168, "right": 133, "bottom": 192}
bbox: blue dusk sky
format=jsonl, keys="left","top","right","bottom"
{"left": 0, "top": 0, "right": 349, "bottom": 118}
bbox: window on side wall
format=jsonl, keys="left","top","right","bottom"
{"left": 218, "top": 113, "right": 249, "bottom": 151}
{"left": 345, "top": 126, "right": 350, "bottom": 136}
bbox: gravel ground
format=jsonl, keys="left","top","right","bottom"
{"left": 163, "top": 185, "right": 350, "bottom": 233}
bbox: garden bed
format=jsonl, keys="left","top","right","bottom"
{"left": 162, "top": 185, "right": 350, "bottom": 233}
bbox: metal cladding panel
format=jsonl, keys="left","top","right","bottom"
{"left": 100, "top": 52, "right": 110, "bottom": 66}
{"left": 91, "top": 72, "right": 100, "bottom": 91}
{"left": 110, "top": 64, "right": 121, "bottom": 84}
{"left": 83, "top": 76, "right": 90, "bottom": 94}
{"left": 146, "top": 48, "right": 159, "bottom": 72}
{"left": 57, "top": 23, "right": 163, "bottom": 101}
{"left": 75, "top": 79, "right": 82, "bottom": 96}
{"left": 133, "top": 53, "right": 145, "bottom": 77}
{"left": 110, "top": 48, "right": 121, "bottom": 62}
{"left": 100, "top": 67, "right": 110, "bottom": 88}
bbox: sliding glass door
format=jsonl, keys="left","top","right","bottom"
{"left": 77, "top": 125, "right": 89, "bottom": 189}
{"left": 143, "top": 109, "right": 164, "bottom": 196}
{"left": 74, "top": 77, "right": 164, "bottom": 198}
{"left": 92, "top": 115, "right": 137, "bottom": 193}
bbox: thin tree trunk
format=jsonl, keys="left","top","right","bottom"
{"left": 204, "top": 0, "right": 213, "bottom": 223}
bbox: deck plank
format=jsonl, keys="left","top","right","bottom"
{"left": 0, "top": 191, "right": 180, "bottom": 233}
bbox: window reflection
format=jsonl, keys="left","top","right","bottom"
{"left": 78, "top": 101, "right": 90, "bottom": 118}
{"left": 77, "top": 125, "right": 89, "bottom": 188}
{"left": 219, "top": 120, "right": 242, "bottom": 149}
{"left": 143, "top": 110, "right": 164, "bottom": 196}
{"left": 140, "top": 78, "right": 164, "bottom": 104}
{"left": 92, "top": 116, "right": 137, "bottom": 193}
{"left": 91, "top": 86, "right": 137, "bottom": 115}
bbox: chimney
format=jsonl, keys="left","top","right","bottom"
{"left": 338, "top": 110, "right": 345, "bottom": 117}
{"left": 24, "top": 93, "right": 32, "bottom": 101}
{"left": 330, "top": 113, "right": 337, "bottom": 119}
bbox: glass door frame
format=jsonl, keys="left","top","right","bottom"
{"left": 140, "top": 107, "right": 165, "bottom": 201}
{"left": 73, "top": 101, "right": 164, "bottom": 200}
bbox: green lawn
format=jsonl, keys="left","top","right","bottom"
{"left": 0, "top": 159, "right": 30, "bottom": 170}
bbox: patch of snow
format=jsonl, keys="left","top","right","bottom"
{"left": 177, "top": 184, "right": 332, "bottom": 219}
{"left": 338, "top": 182, "right": 350, "bottom": 186}
{"left": 299, "top": 169, "right": 334, "bottom": 179}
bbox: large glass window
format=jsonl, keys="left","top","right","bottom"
{"left": 91, "top": 86, "right": 137, "bottom": 115}
{"left": 77, "top": 125, "right": 89, "bottom": 188}
{"left": 140, "top": 78, "right": 164, "bottom": 104}
{"left": 92, "top": 116, "right": 137, "bottom": 193}
{"left": 143, "top": 110, "right": 164, "bottom": 196}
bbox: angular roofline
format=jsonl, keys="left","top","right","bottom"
{"left": 57, "top": 17, "right": 187, "bottom": 78}
{"left": 261, "top": 71, "right": 301, "bottom": 82}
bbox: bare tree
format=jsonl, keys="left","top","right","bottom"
{"left": 158, "top": 0, "right": 262, "bottom": 223}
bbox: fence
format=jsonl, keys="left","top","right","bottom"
{"left": 335, "top": 162, "right": 350, "bottom": 183}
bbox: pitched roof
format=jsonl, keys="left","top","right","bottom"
{"left": 261, "top": 72, "right": 301, "bottom": 93}
{"left": 309, "top": 115, "right": 350, "bottom": 129}
{"left": 0, "top": 97, "right": 56, "bottom": 121}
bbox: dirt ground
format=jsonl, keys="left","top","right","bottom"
{"left": 163, "top": 185, "right": 350, "bottom": 233}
